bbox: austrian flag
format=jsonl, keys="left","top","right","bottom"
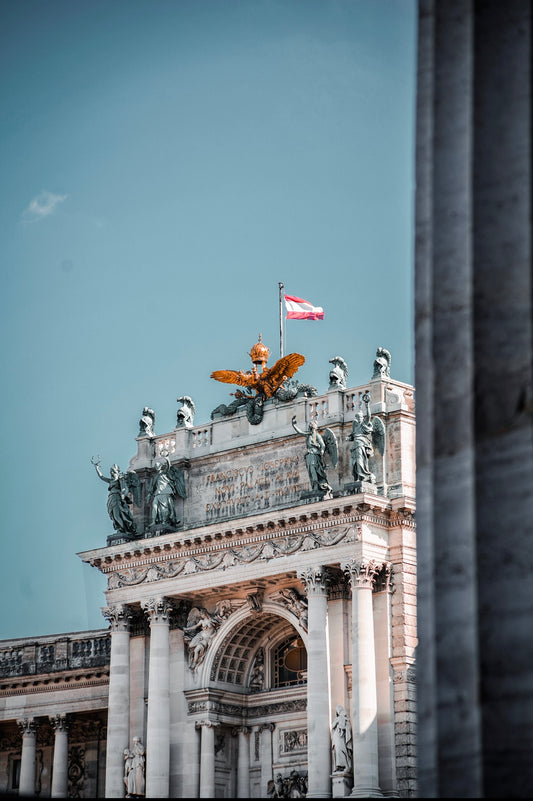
{"left": 284, "top": 294, "right": 324, "bottom": 320}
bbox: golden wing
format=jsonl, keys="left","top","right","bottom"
{"left": 210, "top": 369, "right": 256, "bottom": 388}
{"left": 259, "top": 353, "right": 305, "bottom": 397}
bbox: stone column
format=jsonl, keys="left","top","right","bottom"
{"left": 103, "top": 604, "right": 132, "bottom": 799}
{"left": 373, "top": 564, "right": 397, "bottom": 797}
{"left": 298, "top": 565, "right": 331, "bottom": 799}
{"left": 233, "top": 726, "right": 251, "bottom": 798}
{"left": 259, "top": 722, "right": 275, "bottom": 795}
{"left": 342, "top": 558, "right": 382, "bottom": 798}
{"left": 196, "top": 720, "right": 219, "bottom": 798}
{"left": 50, "top": 714, "right": 70, "bottom": 798}
{"left": 17, "top": 718, "right": 38, "bottom": 797}
{"left": 142, "top": 596, "right": 172, "bottom": 799}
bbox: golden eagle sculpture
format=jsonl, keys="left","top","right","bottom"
{"left": 210, "top": 336, "right": 314, "bottom": 425}
{"left": 211, "top": 335, "right": 305, "bottom": 399}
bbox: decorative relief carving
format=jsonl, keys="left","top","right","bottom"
{"left": 341, "top": 558, "right": 381, "bottom": 589}
{"left": 107, "top": 527, "right": 354, "bottom": 588}
{"left": 141, "top": 597, "right": 173, "bottom": 624}
{"left": 272, "top": 588, "right": 309, "bottom": 631}
{"left": 279, "top": 728, "right": 308, "bottom": 754}
{"left": 298, "top": 565, "right": 331, "bottom": 595}
{"left": 373, "top": 561, "right": 393, "bottom": 593}
{"left": 68, "top": 745, "right": 85, "bottom": 797}
{"left": 249, "top": 648, "right": 265, "bottom": 692}
{"left": 102, "top": 604, "right": 132, "bottom": 632}
{"left": 183, "top": 601, "right": 233, "bottom": 670}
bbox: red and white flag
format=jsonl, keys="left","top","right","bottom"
{"left": 284, "top": 294, "right": 324, "bottom": 320}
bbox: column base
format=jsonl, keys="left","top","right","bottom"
{"left": 350, "top": 787, "right": 383, "bottom": 798}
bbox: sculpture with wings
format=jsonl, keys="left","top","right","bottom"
{"left": 292, "top": 415, "right": 338, "bottom": 495}
{"left": 348, "top": 392, "right": 385, "bottom": 484}
{"left": 211, "top": 336, "right": 306, "bottom": 424}
{"left": 91, "top": 456, "right": 141, "bottom": 537}
{"left": 148, "top": 454, "right": 186, "bottom": 530}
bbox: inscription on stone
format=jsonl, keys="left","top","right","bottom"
{"left": 204, "top": 456, "right": 308, "bottom": 519}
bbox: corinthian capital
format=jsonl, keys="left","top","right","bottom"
{"left": 141, "top": 596, "right": 173, "bottom": 624}
{"left": 49, "top": 714, "right": 70, "bottom": 733}
{"left": 341, "top": 557, "right": 381, "bottom": 589}
{"left": 17, "top": 718, "right": 37, "bottom": 737}
{"left": 297, "top": 565, "right": 330, "bottom": 595}
{"left": 102, "top": 604, "right": 132, "bottom": 632}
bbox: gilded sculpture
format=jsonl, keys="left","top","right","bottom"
{"left": 211, "top": 336, "right": 316, "bottom": 424}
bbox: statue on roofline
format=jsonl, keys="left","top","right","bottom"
{"left": 210, "top": 335, "right": 317, "bottom": 425}
{"left": 372, "top": 347, "right": 391, "bottom": 379}
{"left": 91, "top": 456, "right": 141, "bottom": 538}
{"left": 138, "top": 406, "right": 155, "bottom": 438}
{"left": 329, "top": 356, "right": 348, "bottom": 390}
{"left": 176, "top": 396, "right": 195, "bottom": 428}
{"left": 291, "top": 415, "right": 338, "bottom": 495}
{"left": 148, "top": 452, "right": 186, "bottom": 531}
{"left": 348, "top": 392, "right": 385, "bottom": 484}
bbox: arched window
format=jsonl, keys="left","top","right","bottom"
{"left": 272, "top": 635, "right": 307, "bottom": 688}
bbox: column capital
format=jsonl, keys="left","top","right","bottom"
{"left": 49, "top": 713, "right": 70, "bottom": 732}
{"left": 341, "top": 557, "right": 381, "bottom": 589}
{"left": 231, "top": 725, "right": 251, "bottom": 736}
{"left": 373, "top": 561, "right": 394, "bottom": 594}
{"left": 141, "top": 596, "right": 173, "bottom": 624}
{"left": 298, "top": 565, "right": 331, "bottom": 595}
{"left": 102, "top": 603, "right": 132, "bottom": 631}
{"left": 195, "top": 720, "right": 220, "bottom": 731}
{"left": 17, "top": 718, "right": 37, "bottom": 737}
{"left": 258, "top": 722, "right": 276, "bottom": 733}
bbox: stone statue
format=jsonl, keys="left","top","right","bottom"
{"left": 176, "top": 396, "right": 195, "bottom": 428}
{"left": 148, "top": 454, "right": 186, "bottom": 530}
{"left": 329, "top": 356, "right": 348, "bottom": 390}
{"left": 348, "top": 393, "right": 385, "bottom": 484}
{"left": 249, "top": 648, "right": 265, "bottom": 691}
{"left": 138, "top": 406, "right": 155, "bottom": 438}
{"left": 183, "top": 603, "right": 231, "bottom": 670}
{"left": 372, "top": 346, "right": 391, "bottom": 379}
{"left": 291, "top": 416, "right": 338, "bottom": 494}
{"left": 277, "top": 588, "right": 308, "bottom": 631}
{"left": 331, "top": 704, "right": 353, "bottom": 772}
{"left": 267, "top": 770, "right": 308, "bottom": 798}
{"left": 91, "top": 457, "right": 141, "bottom": 537}
{"left": 123, "top": 736, "right": 145, "bottom": 797}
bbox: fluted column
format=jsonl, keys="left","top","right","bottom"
{"left": 196, "top": 720, "right": 219, "bottom": 798}
{"left": 299, "top": 565, "right": 331, "bottom": 798}
{"left": 103, "top": 603, "right": 132, "bottom": 798}
{"left": 17, "top": 718, "right": 38, "bottom": 797}
{"left": 233, "top": 726, "right": 251, "bottom": 798}
{"left": 50, "top": 714, "right": 70, "bottom": 798}
{"left": 342, "top": 558, "right": 382, "bottom": 797}
{"left": 142, "top": 596, "right": 172, "bottom": 799}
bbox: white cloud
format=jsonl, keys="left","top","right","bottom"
{"left": 23, "top": 190, "right": 68, "bottom": 220}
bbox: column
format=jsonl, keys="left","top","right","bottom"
{"left": 233, "top": 726, "right": 251, "bottom": 798}
{"left": 196, "top": 720, "right": 219, "bottom": 798}
{"left": 142, "top": 596, "right": 172, "bottom": 798}
{"left": 50, "top": 714, "right": 70, "bottom": 798}
{"left": 342, "top": 558, "right": 382, "bottom": 798}
{"left": 373, "top": 565, "right": 398, "bottom": 797}
{"left": 103, "top": 603, "right": 132, "bottom": 798}
{"left": 298, "top": 565, "right": 331, "bottom": 799}
{"left": 259, "top": 722, "right": 275, "bottom": 795}
{"left": 17, "top": 718, "right": 38, "bottom": 797}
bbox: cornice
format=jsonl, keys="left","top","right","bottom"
{"left": 0, "top": 668, "right": 109, "bottom": 698}
{"left": 80, "top": 497, "right": 415, "bottom": 586}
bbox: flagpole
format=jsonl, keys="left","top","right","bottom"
{"left": 279, "top": 282, "right": 284, "bottom": 358}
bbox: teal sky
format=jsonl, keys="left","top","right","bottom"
{"left": 0, "top": 0, "right": 416, "bottom": 639}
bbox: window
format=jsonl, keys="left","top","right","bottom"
{"left": 272, "top": 635, "right": 307, "bottom": 688}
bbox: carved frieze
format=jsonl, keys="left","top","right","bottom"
{"left": 279, "top": 728, "right": 308, "bottom": 754}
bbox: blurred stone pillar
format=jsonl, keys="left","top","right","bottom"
{"left": 103, "top": 603, "right": 132, "bottom": 798}
{"left": 17, "top": 718, "right": 38, "bottom": 797}
{"left": 50, "top": 714, "right": 70, "bottom": 798}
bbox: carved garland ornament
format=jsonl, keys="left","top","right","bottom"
{"left": 107, "top": 526, "right": 356, "bottom": 589}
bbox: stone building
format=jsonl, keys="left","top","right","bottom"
{"left": 0, "top": 344, "right": 416, "bottom": 797}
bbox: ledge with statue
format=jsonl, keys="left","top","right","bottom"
{"left": 90, "top": 340, "right": 415, "bottom": 546}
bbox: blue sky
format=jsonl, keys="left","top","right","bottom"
{"left": 0, "top": 0, "right": 416, "bottom": 639}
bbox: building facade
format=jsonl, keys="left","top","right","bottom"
{"left": 0, "top": 346, "right": 416, "bottom": 797}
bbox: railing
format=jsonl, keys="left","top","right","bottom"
{"left": 0, "top": 634, "right": 111, "bottom": 678}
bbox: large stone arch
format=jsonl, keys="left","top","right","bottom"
{"left": 197, "top": 601, "right": 308, "bottom": 690}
